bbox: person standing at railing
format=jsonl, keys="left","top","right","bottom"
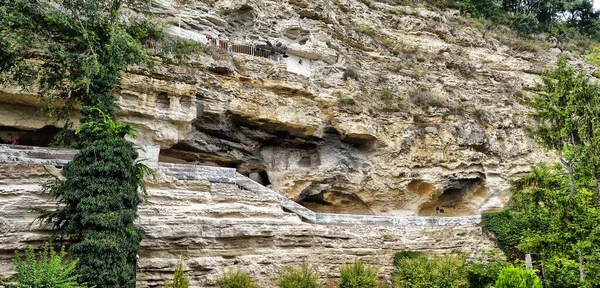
{"left": 227, "top": 40, "right": 233, "bottom": 52}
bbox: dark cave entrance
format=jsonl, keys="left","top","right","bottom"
{"left": 418, "top": 177, "right": 486, "bottom": 216}
{"left": 0, "top": 126, "right": 61, "bottom": 147}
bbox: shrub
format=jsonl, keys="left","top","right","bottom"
{"left": 0, "top": 244, "right": 88, "bottom": 288}
{"left": 354, "top": 25, "right": 377, "bottom": 36}
{"left": 217, "top": 269, "right": 257, "bottom": 288}
{"left": 393, "top": 251, "right": 422, "bottom": 267}
{"left": 164, "top": 257, "right": 190, "bottom": 288}
{"left": 416, "top": 56, "right": 426, "bottom": 62}
{"left": 466, "top": 258, "right": 508, "bottom": 288}
{"left": 587, "top": 46, "right": 600, "bottom": 67}
{"left": 511, "top": 13, "right": 539, "bottom": 36}
{"left": 495, "top": 267, "right": 542, "bottom": 288}
{"left": 343, "top": 68, "right": 360, "bottom": 80}
{"left": 277, "top": 263, "right": 320, "bottom": 288}
{"left": 127, "top": 16, "right": 164, "bottom": 43}
{"left": 339, "top": 97, "right": 356, "bottom": 105}
{"left": 338, "top": 260, "right": 378, "bottom": 288}
{"left": 408, "top": 87, "right": 446, "bottom": 108}
{"left": 378, "top": 88, "right": 394, "bottom": 100}
{"left": 394, "top": 256, "right": 469, "bottom": 288}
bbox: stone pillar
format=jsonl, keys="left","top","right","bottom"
{"left": 525, "top": 254, "right": 532, "bottom": 270}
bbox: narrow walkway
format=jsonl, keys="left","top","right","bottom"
{"left": 0, "top": 144, "right": 482, "bottom": 227}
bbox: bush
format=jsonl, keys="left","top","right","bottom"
{"left": 343, "top": 68, "right": 360, "bottom": 81}
{"left": 338, "top": 260, "right": 378, "bottom": 288}
{"left": 277, "top": 263, "right": 320, "bottom": 288}
{"left": 466, "top": 258, "right": 508, "bottom": 288}
{"left": 127, "top": 16, "right": 164, "bottom": 43}
{"left": 354, "top": 25, "right": 377, "bottom": 36}
{"left": 394, "top": 256, "right": 468, "bottom": 288}
{"left": 393, "top": 251, "right": 422, "bottom": 267}
{"left": 587, "top": 46, "right": 600, "bottom": 67}
{"left": 511, "top": 13, "right": 539, "bottom": 36}
{"left": 164, "top": 257, "right": 190, "bottom": 288}
{"left": 339, "top": 97, "right": 356, "bottom": 105}
{"left": 0, "top": 244, "right": 88, "bottom": 288}
{"left": 495, "top": 267, "right": 542, "bottom": 288}
{"left": 217, "top": 269, "right": 257, "bottom": 288}
{"left": 408, "top": 87, "right": 446, "bottom": 108}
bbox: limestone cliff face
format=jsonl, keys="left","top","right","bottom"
{"left": 0, "top": 1, "right": 598, "bottom": 216}
{"left": 141, "top": 0, "right": 599, "bottom": 216}
{"left": 0, "top": 146, "right": 495, "bottom": 287}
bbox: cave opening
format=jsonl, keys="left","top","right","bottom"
{"left": 157, "top": 92, "right": 170, "bottom": 109}
{"left": 259, "top": 170, "right": 271, "bottom": 186}
{"left": 0, "top": 125, "right": 61, "bottom": 147}
{"left": 417, "top": 177, "right": 486, "bottom": 216}
{"left": 296, "top": 185, "right": 373, "bottom": 214}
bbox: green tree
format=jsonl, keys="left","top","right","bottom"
{"left": 164, "top": 257, "right": 190, "bottom": 288}
{"left": 0, "top": 244, "right": 88, "bottom": 288}
{"left": 1, "top": 1, "right": 153, "bottom": 287}
{"left": 495, "top": 267, "right": 542, "bottom": 288}
{"left": 338, "top": 260, "right": 378, "bottom": 288}
{"left": 37, "top": 110, "right": 151, "bottom": 287}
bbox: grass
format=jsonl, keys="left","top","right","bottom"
{"left": 354, "top": 25, "right": 377, "bottom": 36}
{"left": 408, "top": 86, "right": 447, "bottom": 108}
{"left": 339, "top": 97, "right": 356, "bottom": 105}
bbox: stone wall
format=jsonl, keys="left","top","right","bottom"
{"left": 0, "top": 145, "right": 497, "bottom": 287}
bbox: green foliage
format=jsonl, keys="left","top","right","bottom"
{"left": 481, "top": 211, "right": 527, "bottom": 260}
{"left": 216, "top": 269, "right": 257, "bottom": 288}
{"left": 339, "top": 97, "right": 356, "bottom": 105}
{"left": 465, "top": 256, "right": 508, "bottom": 288}
{"left": 511, "top": 13, "right": 539, "bottom": 35}
{"left": 0, "top": 244, "right": 88, "bottom": 288}
{"left": 126, "top": 16, "right": 165, "bottom": 44}
{"left": 163, "top": 257, "right": 190, "bottom": 288}
{"left": 456, "top": 0, "right": 600, "bottom": 43}
{"left": 587, "top": 46, "right": 600, "bottom": 67}
{"left": 393, "top": 251, "right": 422, "bottom": 267}
{"left": 338, "top": 260, "right": 378, "bottom": 288}
{"left": 408, "top": 87, "right": 446, "bottom": 108}
{"left": 393, "top": 256, "right": 469, "bottom": 288}
{"left": 354, "top": 25, "right": 377, "bottom": 36}
{"left": 1, "top": 1, "right": 154, "bottom": 287}
{"left": 495, "top": 267, "right": 542, "bottom": 288}
{"left": 343, "top": 68, "right": 360, "bottom": 81}
{"left": 36, "top": 109, "right": 151, "bottom": 287}
{"left": 277, "top": 263, "right": 320, "bottom": 288}
{"left": 152, "top": 38, "right": 210, "bottom": 65}
{"left": 0, "top": 0, "right": 148, "bottom": 121}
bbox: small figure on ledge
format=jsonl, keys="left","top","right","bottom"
{"left": 9, "top": 134, "right": 19, "bottom": 145}
{"left": 194, "top": 153, "right": 201, "bottom": 165}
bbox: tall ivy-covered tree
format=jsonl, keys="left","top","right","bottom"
{"left": 38, "top": 109, "right": 151, "bottom": 287}
{"left": 0, "top": 0, "right": 152, "bottom": 287}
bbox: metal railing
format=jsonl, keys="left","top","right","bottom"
{"left": 207, "top": 38, "right": 282, "bottom": 60}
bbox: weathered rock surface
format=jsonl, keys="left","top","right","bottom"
{"left": 3, "top": 0, "right": 593, "bottom": 215}
{"left": 0, "top": 146, "right": 496, "bottom": 287}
